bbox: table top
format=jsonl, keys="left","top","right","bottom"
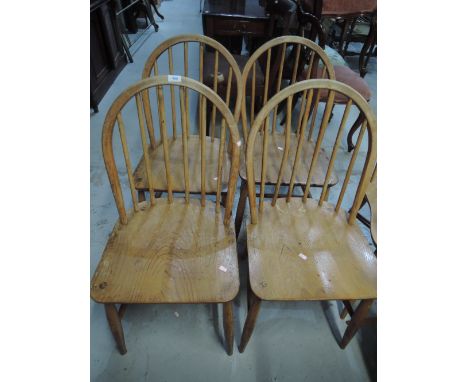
{"left": 203, "top": 0, "right": 270, "bottom": 20}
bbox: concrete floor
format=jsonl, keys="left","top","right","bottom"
{"left": 90, "top": 1, "right": 377, "bottom": 380}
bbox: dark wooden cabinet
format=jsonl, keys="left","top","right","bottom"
{"left": 91, "top": 0, "right": 127, "bottom": 112}
{"left": 202, "top": 0, "right": 273, "bottom": 55}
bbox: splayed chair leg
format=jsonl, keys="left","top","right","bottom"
{"left": 340, "top": 299, "right": 373, "bottom": 349}
{"left": 239, "top": 289, "right": 261, "bottom": 353}
{"left": 105, "top": 304, "right": 127, "bottom": 355}
{"left": 223, "top": 301, "right": 234, "bottom": 355}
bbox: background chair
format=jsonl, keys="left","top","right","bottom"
{"left": 91, "top": 76, "right": 241, "bottom": 355}
{"left": 235, "top": 35, "right": 339, "bottom": 236}
{"left": 139, "top": 34, "right": 243, "bottom": 202}
{"left": 238, "top": 79, "right": 377, "bottom": 352}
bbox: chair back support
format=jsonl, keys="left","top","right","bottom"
{"left": 246, "top": 79, "right": 376, "bottom": 225}
{"left": 296, "top": 3, "right": 327, "bottom": 48}
{"left": 142, "top": 34, "right": 243, "bottom": 140}
{"left": 102, "top": 76, "right": 240, "bottom": 227}
{"left": 240, "top": 35, "right": 335, "bottom": 142}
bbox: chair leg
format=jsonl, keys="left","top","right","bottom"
{"left": 346, "top": 113, "right": 365, "bottom": 152}
{"left": 105, "top": 304, "right": 127, "bottom": 355}
{"left": 239, "top": 289, "right": 261, "bottom": 353}
{"left": 340, "top": 299, "right": 373, "bottom": 349}
{"left": 223, "top": 301, "right": 234, "bottom": 355}
{"left": 138, "top": 190, "right": 146, "bottom": 202}
{"left": 235, "top": 179, "right": 248, "bottom": 237}
{"left": 142, "top": 0, "right": 159, "bottom": 31}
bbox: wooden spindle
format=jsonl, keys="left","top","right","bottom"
{"left": 157, "top": 84, "right": 173, "bottom": 203}
{"left": 141, "top": 88, "right": 157, "bottom": 149}
{"left": 259, "top": 113, "right": 270, "bottom": 212}
{"left": 336, "top": 120, "right": 368, "bottom": 212}
{"left": 215, "top": 67, "right": 233, "bottom": 211}
{"left": 302, "top": 91, "right": 335, "bottom": 202}
{"left": 286, "top": 88, "right": 314, "bottom": 201}
{"left": 318, "top": 99, "right": 352, "bottom": 205}
{"left": 307, "top": 66, "right": 329, "bottom": 141}
{"left": 179, "top": 87, "right": 190, "bottom": 203}
{"left": 136, "top": 94, "right": 155, "bottom": 206}
{"left": 262, "top": 49, "right": 271, "bottom": 108}
{"left": 291, "top": 43, "right": 301, "bottom": 84}
{"left": 117, "top": 113, "right": 138, "bottom": 212}
{"left": 296, "top": 51, "right": 316, "bottom": 135}
{"left": 250, "top": 61, "right": 256, "bottom": 129}
{"left": 210, "top": 50, "right": 219, "bottom": 140}
{"left": 261, "top": 49, "right": 271, "bottom": 133}
{"left": 184, "top": 42, "right": 190, "bottom": 134}
{"left": 201, "top": 96, "right": 207, "bottom": 206}
{"left": 215, "top": 116, "right": 226, "bottom": 212}
{"left": 199, "top": 42, "right": 204, "bottom": 138}
{"left": 168, "top": 47, "right": 177, "bottom": 139}
{"left": 272, "top": 43, "right": 286, "bottom": 135}
{"left": 272, "top": 96, "right": 292, "bottom": 206}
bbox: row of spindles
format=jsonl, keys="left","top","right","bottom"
{"left": 116, "top": 41, "right": 369, "bottom": 223}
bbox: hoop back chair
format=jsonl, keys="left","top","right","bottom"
{"left": 235, "top": 35, "right": 338, "bottom": 235}
{"left": 239, "top": 79, "right": 377, "bottom": 352}
{"left": 91, "top": 76, "right": 241, "bottom": 355}
{"left": 137, "top": 35, "right": 243, "bottom": 201}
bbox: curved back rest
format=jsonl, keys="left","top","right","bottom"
{"left": 246, "top": 79, "right": 376, "bottom": 225}
{"left": 142, "top": 34, "right": 243, "bottom": 141}
{"left": 241, "top": 35, "right": 335, "bottom": 142}
{"left": 102, "top": 76, "right": 240, "bottom": 227}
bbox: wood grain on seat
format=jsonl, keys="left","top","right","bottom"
{"left": 247, "top": 198, "right": 376, "bottom": 301}
{"left": 239, "top": 133, "right": 338, "bottom": 186}
{"left": 133, "top": 135, "right": 230, "bottom": 193}
{"left": 91, "top": 199, "right": 239, "bottom": 304}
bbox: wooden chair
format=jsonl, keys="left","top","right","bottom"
{"left": 139, "top": 34, "right": 243, "bottom": 202}
{"left": 238, "top": 79, "right": 377, "bottom": 352}
{"left": 295, "top": 4, "right": 373, "bottom": 153}
{"left": 235, "top": 35, "right": 339, "bottom": 236}
{"left": 340, "top": 164, "right": 377, "bottom": 338}
{"left": 91, "top": 76, "right": 241, "bottom": 355}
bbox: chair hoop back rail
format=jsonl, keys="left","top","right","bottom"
{"left": 246, "top": 79, "right": 376, "bottom": 225}
{"left": 240, "top": 35, "right": 336, "bottom": 142}
{"left": 142, "top": 34, "right": 243, "bottom": 142}
{"left": 102, "top": 75, "right": 241, "bottom": 227}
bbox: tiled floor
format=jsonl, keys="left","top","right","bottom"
{"left": 90, "top": 1, "right": 377, "bottom": 380}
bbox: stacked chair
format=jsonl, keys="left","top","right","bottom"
{"left": 91, "top": 31, "right": 377, "bottom": 357}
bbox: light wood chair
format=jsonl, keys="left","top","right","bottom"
{"left": 340, "top": 164, "right": 377, "bottom": 339}
{"left": 139, "top": 34, "right": 243, "bottom": 202}
{"left": 91, "top": 76, "right": 241, "bottom": 355}
{"left": 235, "top": 35, "right": 339, "bottom": 236}
{"left": 238, "top": 79, "right": 377, "bottom": 352}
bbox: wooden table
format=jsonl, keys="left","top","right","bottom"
{"left": 202, "top": 0, "right": 273, "bottom": 54}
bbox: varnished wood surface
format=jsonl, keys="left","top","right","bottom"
{"left": 239, "top": 133, "right": 338, "bottom": 186}
{"left": 133, "top": 135, "right": 230, "bottom": 193}
{"left": 246, "top": 198, "right": 377, "bottom": 301}
{"left": 91, "top": 199, "right": 239, "bottom": 304}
